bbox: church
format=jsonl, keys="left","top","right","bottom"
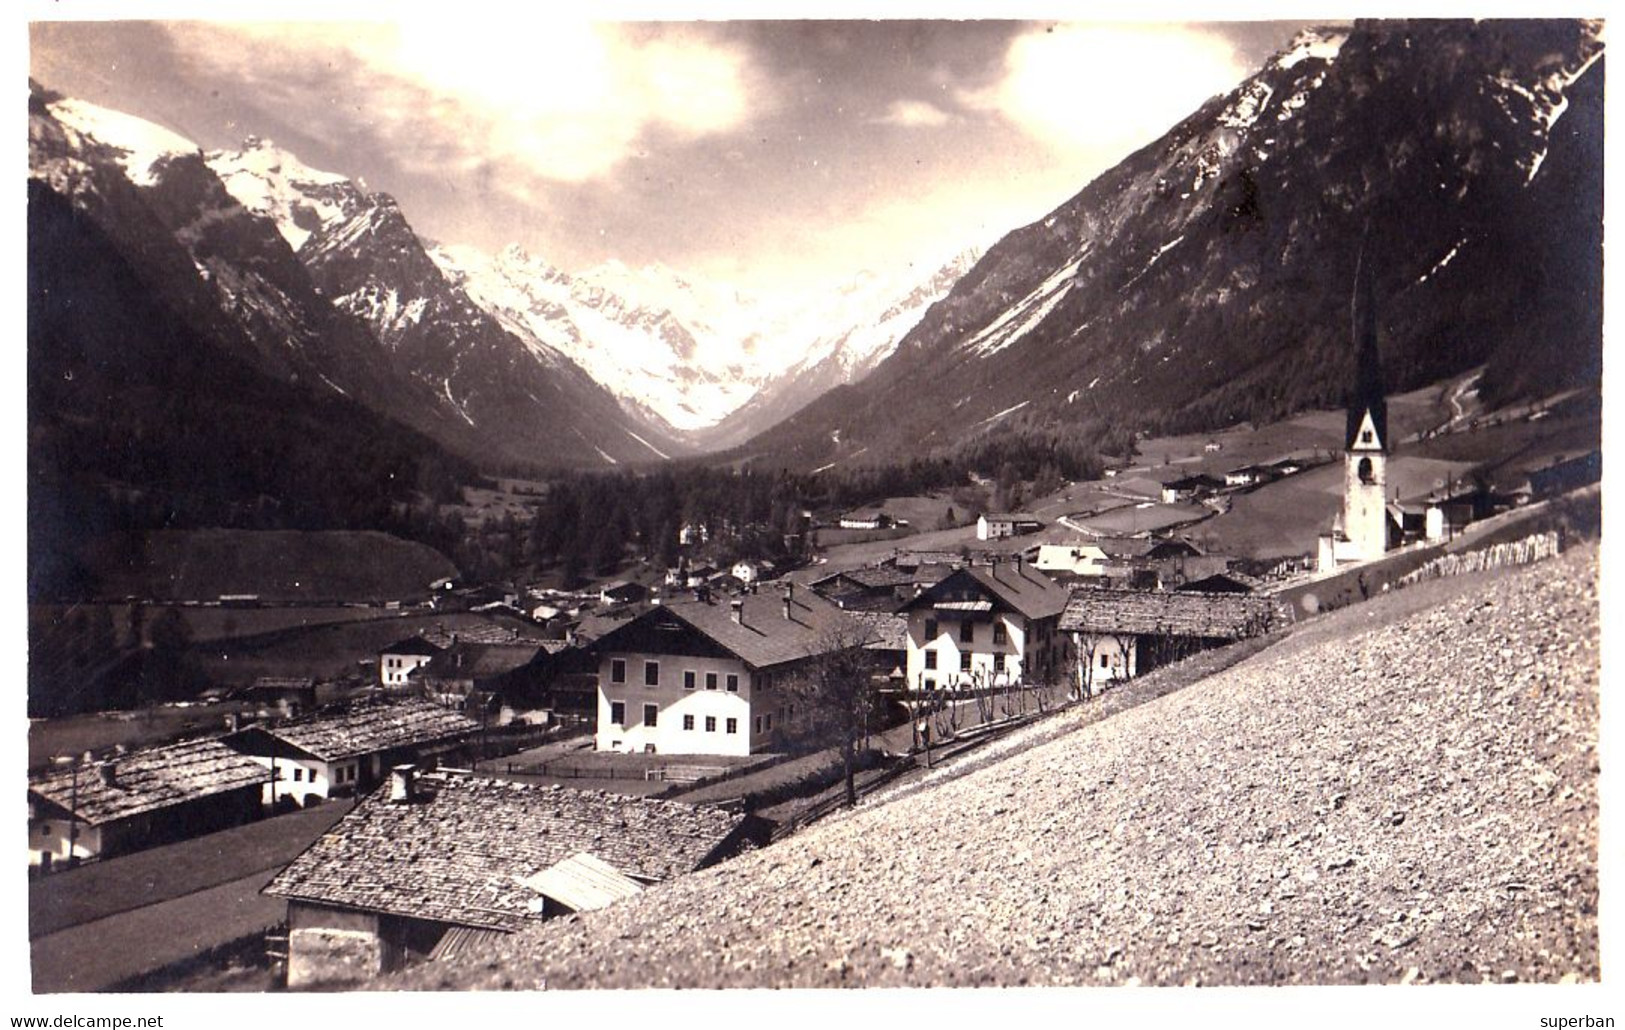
{"left": 1318, "top": 257, "right": 1397, "bottom": 572}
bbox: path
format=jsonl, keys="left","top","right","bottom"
{"left": 32, "top": 869, "right": 287, "bottom": 992}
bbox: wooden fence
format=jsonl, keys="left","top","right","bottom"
{"left": 1396, "top": 531, "right": 1561, "bottom": 588}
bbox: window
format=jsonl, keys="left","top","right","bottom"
{"left": 923, "top": 678, "right": 936, "bottom": 691}
{"left": 40, "top": 823, "right": 50, "bottom": 836}
{"left": 960, "top": 620, "right": 975, "bottom": 643}
{"left": 754, "top": 715, "right": 762, "bottom": 734}
{"left": 706, "top": 716, "right": 717, "bottom": 732}
{"left": 643, "top": 703, "right": 659, "bottom": 727}
{"left": 924, "top": 618, "right": 938, "bottom": 640}
{"left": 765, "top": 713, "right": 773, "bottom": 731}
{"left": 1358, "top": 457, "right": 1374, "bottom": 485}
{"left": 293, "top": 768, "right": 303, "bottom": 782}
{"left": 726, "top": 674, "right": 739, "bottom": 692}
{"left": 684, "top": 670, "right": 696, "bottom": 690}
{"left": 924, "top": 649, "right": 938, "bottom": 670}
{"left": 706, "top": 672, "right": 719, "bottom": 691}
{"left": 726, "top": 718, "right": 738, "bottom": 734}
{"left": 683, "top": 714, "right": 695, "bottom": 731}
{"left": 994, "top": 622, "right": 1008, "bottom": 646}
{"left": 611, "top": 701, "right": 626, "bottom": 725}
{"left": 1099, "top": 651, "right": 1110, "bottom": 669}
{"left": 1361, "top": 429, "right": 1373, "bottom": 444}
{"left": 994, "top": 653, "right": 1006, "bottom": 672}
{"left": 644, "top": 661, "right": 660, "bottom": 687}
{"left": 611, "top": 659, "right": 626, "bottom": 684}
{"left": 961, "top": 652, "right": 973, "bottom": 672}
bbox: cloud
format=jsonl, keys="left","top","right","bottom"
{"left": 960, "top": 23, "right": 1247, "bottom": 158}
{"left": 165, "top": 20, "right": 762, "bottom": 186}
{"left": 873, "top": 99, "right": 952, "bottom": 128}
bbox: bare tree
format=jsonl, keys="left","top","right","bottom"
{"left": 788, "top": 622, "right": 886, "bottom": 809}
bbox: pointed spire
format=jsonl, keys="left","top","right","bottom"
{"left": 1346, "top": 230, "right": 1388, "bottom": 451}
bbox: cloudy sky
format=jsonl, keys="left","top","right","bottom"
{"left": 30, "top": 16, "right": 1309, "bottom": 303}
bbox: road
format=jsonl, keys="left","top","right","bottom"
{"left": 29, "top": 801, "right": 351, "bottom": 991}
{"left": 32, "top": 869, "right": 287, "bottom": 992}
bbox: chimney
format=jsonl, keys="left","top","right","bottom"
{"left": 224, "top": 712, "right": 240, "bottom": 733}
{"left": 390, "top": 765, "right": 417, "bottom": 804}
{"left": 97, "top": 761, "right": 117, "bottom": 787}
{"left": 731, "top": 600, "right": 744, "bottom": 625}
{"left": 782, "top": 583, "right": 796, "bottom": 620}
{"left": 1013, "top": 553, "right": 1024, "bottom": 577}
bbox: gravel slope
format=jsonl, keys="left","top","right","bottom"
{"left": 394, "top": 546, "right": 1599, "bottom": 989}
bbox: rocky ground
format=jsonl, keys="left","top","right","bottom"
{"left": 392, "top": 545, "right": 1599, "bottom": 989}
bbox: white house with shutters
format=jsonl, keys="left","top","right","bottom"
{"left": 898, "top": 557, "right": 1072, "bottom": 692}
{"left": 590, "top": 584, "right": 867, "bottom": 757}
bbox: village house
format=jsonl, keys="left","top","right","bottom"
{"left": 407, "top": 641, "right": 546, "bottom": 714}
{"left": 809, "top": 563, "right": 952, "bottom": 612}
{"left": 265, "top": 769, "right": 760, "bottom": 987}
{"left": 378, "top": 637, "right": 444, "bottom": 689}
{"left": 976, "top": 512, "right": 1044, "bottom": 541}
{"left": 1175, "top": 571, "right": 1264, "bottom": 594}
{"left": 599, "top": 580, "right": 650, "bottom": 607}
{"left": 838, "top": 509, "right": 894, "bottom": 531}
{"left": 1060, "top": 588, "right": 1290, "bottom": 696}
{"left": 488, "top": 641, "right": 598, "bottom": 726}
{"left": 1159, "top": 474, "right": 1225, "bottom": 504}
{"left": 730, "top": 558, "right": 776, "bottom": 585}
{"left": 590, "top": 584, "right": 869, "bottom": 757}
{"left": 242, "top": 676, "right": 320, "bottom": 715}
{"left": 900, "top": 556, "right": 1072, "bottom": 692}
{"left": 224, "top": 698, "right": 480, "bottom": 808}
{"left": 1029, "top": 542, "right": 1110, "bottom": 579}
{"left": 28, "top": 739, "right": 265, "bottom": 871}
{"left": 1224, "top": 464, "right": 1277, "bottom": 488}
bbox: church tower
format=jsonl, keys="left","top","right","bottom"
{"left": 1342, "top": 247, "right": 1390, "bottom": 561}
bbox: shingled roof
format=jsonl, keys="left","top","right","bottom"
{"left": 241, "top": 698, "right": 480, "bottom": 763}
{"left": 1059, "top": 589, "right": 1290, "bottom": 639}
{"left": 264, "top": 774, "right": 747, "bottom": 932}
{"left": 29, "top": 739, "right": 265, "bottom": 826}
{"left": 603, "top": 588, "right": 862, "bottom": 671}
{"left": 905, "top": 564, "right": 1071, "bottom": 622}
{"left": 413, "top": 643, "right": 544, "bottom": 681}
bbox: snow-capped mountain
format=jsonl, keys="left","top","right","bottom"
{"left": 738, "top": 20, "right": 1604, "bottom": 471}
{"left": 429, "top": 241, "right": 980, "bottom": 440}
{"left": 37, "top": 84, "right": 986, "bottom": 457}
{"left": 698, "top": 248, "right": 982, "bottom": 449}
{"left": 428, "top": 244, "right": 769, "bottom": 433}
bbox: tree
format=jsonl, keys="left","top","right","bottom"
{"left": 788, "top": 621, "right": 887, "bottom": 809}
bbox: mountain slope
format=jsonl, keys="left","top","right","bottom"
{"left": 736, "top": 20, "right": 1604, "bottom": 472}
{"left": 26, "top": 172, "right": 470, "bottom": 601}
{"left": 206, "top": 139, "right": 689, "bottom": 468}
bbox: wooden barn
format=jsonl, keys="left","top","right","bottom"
{"left": 1059, "top": 589, "right": 1291, "bottom": 696}
{"left": 28, "top": 739, "right": 266, "bottom": 871}
{"left": 265, "top": 769, "right": 761, "bottom": 987}
{"left": 224, "top": 698, "right": 480, "bottom": 809}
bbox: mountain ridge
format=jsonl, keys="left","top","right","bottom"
{"left": 731, "top": 20, "right": 1604, "bottom": 473}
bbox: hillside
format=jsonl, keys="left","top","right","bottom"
{"left": 87, "top": 529, "right": 458, "bottom": 603}
{"left": 398, "top": 544, "right": 1598, "bottom": 988}
{"left": 736, "top": 20, "right": 1603, "bottom": 473}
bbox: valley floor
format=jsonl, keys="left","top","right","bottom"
{"left": 393, "top": 544, "right": 1598, "bottom": 989}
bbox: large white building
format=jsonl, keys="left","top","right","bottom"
{"left": 590, "top": 585, "right": 865, "bottom": 757}
{"left": 898, "top": 558, "right": 1072, "bottom": 691}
